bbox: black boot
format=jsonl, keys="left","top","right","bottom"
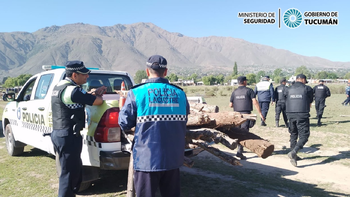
{"left": 287, "top": 147, "right": 300, "bottom": 167}
{"left": 275, "top": 120, "right": 279, "bottom": 127}
{"left": 317, "top": 118, "right": 322, "bottom": 126}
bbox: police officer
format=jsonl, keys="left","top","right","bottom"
{"left": 313, "top": 80, "right": 331, "bottom": 126}
{"left": 342, "top": 82, "right": 350, "bottom": 105}
{"left": 118, "top": 55, "right": 189, "bottom": 197}
{"left": 274, "top": 78, "right": 288, "bottom": 127}
{"left": 230, "top": 76, "right": 265, "bottom": 160}
{"left": 51, "top": 61, "right": 106, "bottom": 197}
{"left": 284, "top": 74, "right": 313, "bottom": 167}
{"left": 255, "top": 76, "right": 274, "bottom": 126}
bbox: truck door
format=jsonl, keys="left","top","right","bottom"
{"left": 16, "top": 74, "right": 54, "bottom": 152}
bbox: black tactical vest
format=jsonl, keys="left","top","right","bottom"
{"left": 51, "top": 80, "right": 85, "bottom": 131}
{"left": 232, "top": 87, "right": 253, "bottom": 112}
{"left": 276, "top": 85, "right": 286, "bottom": 103}
{"left": 286, "top": 84, "right": 309, "bottom": 113}
{"left": 314, "top": 85, "right": 327, "bottom": 99}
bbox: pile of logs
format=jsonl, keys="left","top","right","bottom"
{"left": 184, "top": 103, "right": 274, "bottom": 167}
{"left": 126, "top": 102, "right": 274, "bottom": 196}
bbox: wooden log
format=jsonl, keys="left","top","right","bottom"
{"left": 193, "top": 140, "right": 241, "bottom": 166}
{"left": 187, "top": 113, "right": 211, "bottom": 126}
{"left": 219, "top": 127, "right": 274, "bottom": 159}
{"left": 126, "top": 151, "right": 135, "bottom": 197}
{"left": 126, "top": 134, "right": 135, "bottom": 197}
{"left": 189, "top": 103, "right": 219, "bottom": 113}
{"left": 183, "top": 156, "right": 195, "bottom": 168}
{"left": 207, "top": 112, "right": 247, "bottom": 128}
{"left": 186, "top": 128, "right": 238, "bottom": 150}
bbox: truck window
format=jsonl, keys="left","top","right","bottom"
{"left": 82, "top": 74, "right": 133, "bottom": 94}
{"left": 20, "top": 78, "right": 37, "bottom": 101}
{"left": 34, "top": 74, "right": 54, "bottom": 99}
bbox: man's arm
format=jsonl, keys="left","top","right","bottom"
{"left": 269, "top": 84, "right": 275, "bottom": 105}
{"left": 118, "top": 91, "right": 137, "bottom": 131}
{"left": 326, "top": 86, "right": 331, "bottom": 97}
{"left": 252, "top": 98, "right": 265, "bottom": 122}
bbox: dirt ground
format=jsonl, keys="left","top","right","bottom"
{"left": 182, "top": 125, "right": 350, "bottom": 196}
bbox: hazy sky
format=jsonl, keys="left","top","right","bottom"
{"left": 1, "top": 0, "right": 349, "bottom": 62}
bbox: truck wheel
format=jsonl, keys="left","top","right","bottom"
{"left": 55, "top": 152, "right": 92, "bottom": 192}
{"left": 5, "top": 124, "right": 24, "bottom": 156}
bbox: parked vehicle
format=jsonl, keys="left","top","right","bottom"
{"left": 2, "top": 65, "right": 135, "bottom": 191}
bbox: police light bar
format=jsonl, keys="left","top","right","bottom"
{"left": 42, "top": 65, "right": 100, "bottom": 71}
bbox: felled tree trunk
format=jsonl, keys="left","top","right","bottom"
{"left": 187, "top": 112, "right": 247, "bottom": 128}
{"left": 219, "top": 127, "right": 274, "bottom": 159}
{"left": 189, "top": 103, "right": 219, "bottom": 113}
{"left": 192, "top": 140, "right": 241, "bottom": 166}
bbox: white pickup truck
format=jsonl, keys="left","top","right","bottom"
{"left": 2, "top": 65, "right": 135, "bottom": 190}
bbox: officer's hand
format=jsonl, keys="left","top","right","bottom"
{"left": 271, "top": 102, "right": 275, "bottom": 106}
{"left": 95, "top": 86, "right": 107, "bottom": 96}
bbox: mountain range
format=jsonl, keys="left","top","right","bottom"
{"left": 0, "top": 22, "right": 349, "bottom": 80}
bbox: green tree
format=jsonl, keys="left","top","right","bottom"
{"left": 3, "top": 77, "right": 16, "bottom": 88}
{"left": 3, "top": 74, "right": 33, "bottom": 88}
{"left": 168, "top": 73, "right": 179, "bottom": 82}
{"left": 272, "top": 68, "right": 282, "bottom": 81}
{"left": 327, "top": 72, "right": 338, "bottom": 79}
{"left": 246, "top": 73, "right": 256, "bottom": 84}
{"left": 2, "top": 76, "right": 9, "bottom": 84}
{"left": 202, "top": 75, "right": 216, "bottom": 85}
{"left": 295, "top": 66, "right": 311, "bottom": 78}
{"left": 233, "top": 62, "right": 238, "bottom": 76}
{"left": 315, "top": 71, "right": 328, "bottom": 79}
{"left": 344, "top": 72, "right": 350, "bottom": 79}
{"left": 134, "top": 70, "right": 148, "bottom": 84}
{"left": 189, "top": 73, "right": 198, "bottom": 83}
{"left": 256, "top": 71, "right": 266, "bottom": 82}
{"left": 216, "top": 74, "right": 224, "bottom": 85}
{"left": 224, "top": 75, "right": 232, "bottom": 84}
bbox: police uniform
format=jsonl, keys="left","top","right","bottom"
{"left": 230, "top": 84, "right": 256, "bottom": 159}
{"left": 255, "top": 76, "right": 274, "bottom": 126}
{"left": 313, "top": 81, "right": 331, "bottom": 126}
{"left": 118, "top": 55, "right": 189, "bottom": 197}
{"left": 284, "top": 75, "right": 313, "bottom": 167}
{"left": 342, "top": 84, "right": 350, "bottom": 105}
{"left": 51, "top": 62, "right": 97, "bottom": 197}
{"left": 274, "top": 80, "right": 288, "bottom": 127}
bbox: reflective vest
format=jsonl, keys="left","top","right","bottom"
{"left": 51, "top": 80, "right": 85, "bottom": 131}
{"left": 232, "top": 87, "right": 253, "bottom": 112}
{"left": 286, "top": 84, "right": 309, "bottom": 113}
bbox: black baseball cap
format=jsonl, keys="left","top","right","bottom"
{"left": 296, "top": 74, "right": 308, "bottom": 83}
{"left": 319, "top": 79, "right": 324, "bottom": 82}
{"left": 237, "top": 76, "right": 247, "bottom": 83}
{"left": 65, "top": 61, "right": 90, "bottom": 74}
{"left": 280, "top": 77, "right": 287, "bottom": 83}
{"left": 146, "top": 55, "right": 167, "bottom": 70}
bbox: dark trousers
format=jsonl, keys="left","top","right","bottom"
{"left": 275, "top": 102, "right": 288, "bottom": 124}
{"left": 315, "top": 98, "right": 326, "bottom": 119}
{"left": 51, "top": 130, "right": 83, "bottom": 197}
{"left": 237, "top": 119, "right": 250, "bottom": 154}
{"left": 134, "top": 168, "right": 180, "bottom": 197}
{"left": 288, "top": 117, "right": 310, "bottom": 150}
{"left": 343, "top": 97, "right": 350, "bottom": 105}
{"left": 259, "top": 102, "right": 270, "bottom": 121}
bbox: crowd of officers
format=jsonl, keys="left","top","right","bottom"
{"left": 230, "top": 74, "right": 331, "bottom": 167}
